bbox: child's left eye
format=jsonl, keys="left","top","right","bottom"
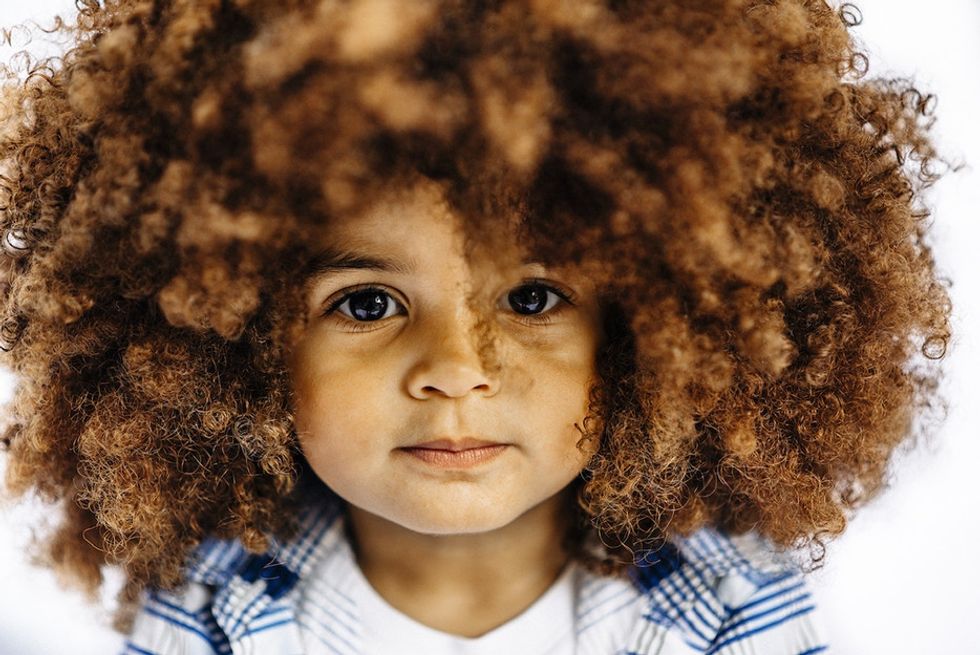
{"left": 321, "top": 280, "right": 576, "bottom": 332}
{"left": 505, "top": 281, "right": 576, "bottom": 326}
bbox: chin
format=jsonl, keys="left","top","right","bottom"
{"left": 389, "top": 506, "right": 519, "bottom": 536}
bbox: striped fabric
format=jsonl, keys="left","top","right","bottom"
{"left": 122, "top": 490, "right": 829, "bottom": 655}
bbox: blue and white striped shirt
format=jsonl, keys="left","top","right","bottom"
{"left": 122, "top": 492, "right": 830, "bottom": 654}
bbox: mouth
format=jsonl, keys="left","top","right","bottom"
{"left": 405, "top": 437, "right": 506, "bottom": 452}
{"left": 397, "top": 443, "right": 509, "bottom": 468}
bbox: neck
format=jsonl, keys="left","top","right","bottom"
{"left": 343, "top": 487, "right": 575, "bottom": 637}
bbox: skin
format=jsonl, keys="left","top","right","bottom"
{"left": 288, "top": 180, "right": 604, "bottom": 637}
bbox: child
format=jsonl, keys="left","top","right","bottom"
{"left": 0, "top": 0, "right": 953, "bottom": 653}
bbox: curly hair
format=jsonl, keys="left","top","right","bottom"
{"left": 0, "top": 0, "right": 952, "bottom": 633}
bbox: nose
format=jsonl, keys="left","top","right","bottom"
{"left": 405, "top": 309, "right": 501, "bottom": 400}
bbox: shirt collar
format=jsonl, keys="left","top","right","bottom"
{"left": 185, "top": 484, "right": 344, "bottom": 590}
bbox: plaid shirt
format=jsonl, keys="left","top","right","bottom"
{"left": 121, "top": 491, "right": 829, "bottom": 655}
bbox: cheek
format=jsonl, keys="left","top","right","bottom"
{"left": 294, "top": 383, "right": 369, "bottom": 454}
{"left": 521, "top": 345, "right": 598, "bottom": 459}
{"left": 293, "top": 384, "right": 383, "bottom": 501}
{"left": 290, "top": 341, "right": 376, "bottom": 464}
{"left": 290, "top": 330, "right": 381, "bottom": 420}
{"left": 534, "top": 333, "right": 596, "bottom": 402}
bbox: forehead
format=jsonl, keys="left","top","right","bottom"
{"left": 307, "top": 180, "right": 532, "bottom": 273}
{"left": 325, "top": 183, "right": 461, "bottom": 247}
{"left": 302, "top": 178, "right": 599, "bottom": 293}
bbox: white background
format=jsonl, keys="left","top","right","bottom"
{"left": 1, "top": 1, "right": 978, "bottom": 653}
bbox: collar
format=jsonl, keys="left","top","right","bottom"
{"left": 185, "top": 484, "right": 343, "bottom": 597}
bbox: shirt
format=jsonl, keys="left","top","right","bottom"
{"left": 332, "top": 542, "right": 578, "bottom": 654}
{"left": 121, "top": 488, "right": 830, "bottom": 655}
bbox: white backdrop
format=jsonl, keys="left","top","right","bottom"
{"left": 1, "top": 2, "right": 978, "bottom": 654}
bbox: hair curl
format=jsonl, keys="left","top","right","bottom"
{"left": 0, "top": 0, "right": 953, "bottom": 632}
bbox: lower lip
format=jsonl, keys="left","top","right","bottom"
{"left": 399, "top": 445, "right": 509, "bottom": 468}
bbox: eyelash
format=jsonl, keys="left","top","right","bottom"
{"left": 321, "top": 280, "right": 578, "bottom": 333}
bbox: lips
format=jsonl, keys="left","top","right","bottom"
{"left": 404, "top": 437, "right": 504, "bottom": 452}
{"left": 399, "top": 439, "right": 510, "bottom": 468}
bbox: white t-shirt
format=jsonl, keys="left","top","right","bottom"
{"left": 353, "top": 560, "right": 577, "bottom": 655}
{"left": 296, "top": 544, "right": 578, "bottom": 655}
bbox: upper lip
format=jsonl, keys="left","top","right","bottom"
{"left": 404, "top": 437, "right": 505, "bottom": 452}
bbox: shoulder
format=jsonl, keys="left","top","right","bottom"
{"left": 122, "top": 489, "right": 345, "bottom": 655}
{"left": 121, "top": 581, "right": 231, "bottom": 655}
{"left": 626, "top": 526, "right": 830, "bottom": 655}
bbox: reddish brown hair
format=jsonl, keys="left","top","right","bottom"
{"left": 0, "top": 0, "right": 952, "bottom": 631}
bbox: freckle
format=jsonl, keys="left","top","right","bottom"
{"left": 509, "top": 366, "right": 536, "bottom": 395}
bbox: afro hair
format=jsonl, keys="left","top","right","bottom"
{"left": 0, "top": 0, "right": 952, "bottom": 632}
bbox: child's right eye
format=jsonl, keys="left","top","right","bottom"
{"left": 323, "top": 285, "right": 406, "bottom": 332}
{"left": 321, "top": 281, "right": 574, "bottom": 332}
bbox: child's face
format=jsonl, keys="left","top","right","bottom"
{"left": 288, "top": 181, "right": 603, "bottom": 535}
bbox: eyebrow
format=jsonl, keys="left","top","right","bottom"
{"left": 305, "top": 247, "right": 418, "bottom": 280}
{"left": 304, "top": 246, "right": 553, "bottom": 283}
